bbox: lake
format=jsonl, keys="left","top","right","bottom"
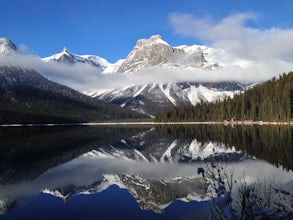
{"left": 0, "top": 124, "right": 292, "bottom": 219}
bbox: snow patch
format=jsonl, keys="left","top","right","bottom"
{"left": 159, "top": 83, "right": 176, "bottom": 105}
{"left": 103, "top": 59, "right": 125, "bottom": 73}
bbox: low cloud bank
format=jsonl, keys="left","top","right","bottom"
{"left": 1, "top": 51, "right": 292, "bottom": 93}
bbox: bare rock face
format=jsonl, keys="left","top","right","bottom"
{"left": 117, "top": 35, "right": 206, "bottom": 73}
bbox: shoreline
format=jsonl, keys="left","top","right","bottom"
{"left": 0, "top": 121, "right": 292, "bottom": 127}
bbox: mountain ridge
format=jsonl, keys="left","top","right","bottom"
{"left": 1, "top": 36, "right": 253, "bottom": 117}
{"left": 42, "top": 47, "right": 110, "bottom": 69}
{"left": 90, "top": 82, "right": 245, "bottom": 116}
{"left": 42, "top": 35, "right": 221, "bottom": 73}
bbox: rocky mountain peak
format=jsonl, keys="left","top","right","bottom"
{"left": 115, "top": 35, "right": 207, "bottom": 73}
{"left": 0, "top": 38, "right": 17, "bottom": 55}
{"left": 50, "top": 47, "right": 77, "bottom": 64}
{"left": 61, "top": 47, "right": 70, "bottom": 54}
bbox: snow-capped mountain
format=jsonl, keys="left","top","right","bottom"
{"left": 1, "top": 36, "right": 250, "bottom": 117}
{"left": 43, "top": 47, "right": 110, "bottom": 69}
{"left": 89, "top": 82, "right": 244, "bottom": 116}
{"left": 0, "top": 38, "right": 17, "bottom": 55}
{"left": 103, "top": 35, "right": 218, "bottom": 73}
{"left": 42, "top": 35, "right": 218, "bottom": 74}
{"left": 84, "top": 35, "right": 247, "bottom": 116}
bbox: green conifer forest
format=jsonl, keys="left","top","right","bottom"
{"left": 156, "top": 72, "right": 293, "bottom": 122}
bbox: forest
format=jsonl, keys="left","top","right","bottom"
{"left": 156, "top": 72, "right": 293, "bottom": 122}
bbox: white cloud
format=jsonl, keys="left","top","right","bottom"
{"left": 0, "top": 53, "right": 103, "bottom": 91}
{"left": 1, "top": 49, "right": 292, "bottom": 94}
{"left": 0, "top": 53, "right": 176, "bottom": 92}
{"left": 169, "top": 12, "right": 293, "bottom": 79}
{"left": 17, "top": 44, "right": 36, "bottom": 55}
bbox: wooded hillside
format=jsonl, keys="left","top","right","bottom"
{"left": 0, "top": 66, "right": 146, "bottom": 124}
{"left": 156, "top": 72, "right": 293, "bottom": 122}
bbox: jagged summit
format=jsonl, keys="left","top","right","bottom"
{"left": 42, "top": 47, "right": 110, "bottom": 69}
{"left": 61, "top": 47, "right": 69, "bottom": 54}
{"left": 41, "top": 34, "right": 218, "bottom": 74}
{"left": 44, "top": 47, "right": 78, "bottom": 64}
{"left": 109, "top": 35, "right": 210, "bottom": 73}
{"left": 0, "top": 38, "right": 17, "bottom": 55}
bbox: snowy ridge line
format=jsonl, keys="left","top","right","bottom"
{"left": 0, "top": 121, "right": 292, "bottom": 127}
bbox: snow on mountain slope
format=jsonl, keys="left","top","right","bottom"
{"left": 187, "top": 84, "right": 236, "bottom": 105}
{"left": 39, "top": 35, "right": 224, "bottom": 75}
{"left": 80, "top": 55, "right": 110, "bottom": 69}
{"left": 42, "top": 47, "right": 110, "bottom": 70}
{"left": 89, "top": 82, "right": 244, "bottom": 116}
{"left": 103, "top": 59, "right": 125, "bottom": 73}
{"left": 0, "top": 38, "right": 18, "bottom": 55}
{"left": 0, "top": 37, "right": 249, "bottom": 118}
{"left": 81, "top": 35, "right": 247, "bottom": 116}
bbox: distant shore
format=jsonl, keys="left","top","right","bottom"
{"left": 0, "top": 120, "right": 292, "bottom": 127}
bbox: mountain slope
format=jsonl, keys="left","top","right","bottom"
{"left": 86, "top": 35, "right": 246, "bottom": 116}
{"left": 0, "top": 66, "right": 146, "bottom": 124}
{"left": 1, "top": 36, "right": 250, "bottom": 118}
{"left": 90, "top": 82, "right": 244, "bottom": 116}
{"left": 0, "top": 38, "right": 17, "bottom": 55}
{"left": 39, "top": 35, "right": 247, "bottom": 117}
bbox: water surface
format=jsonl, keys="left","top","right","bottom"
{"left": 0, "top": 125, "right": 292, "bottom": 219}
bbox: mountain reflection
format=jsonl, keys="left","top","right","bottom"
{"left": 0, "top": 125, "right": 292, "bottom": 215}
{"left": 156, "top": 124, "right": 293, "bottom": 170}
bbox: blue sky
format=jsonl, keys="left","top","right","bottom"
{"left": 1, "top": 0, "right": 293, "bottom": 63}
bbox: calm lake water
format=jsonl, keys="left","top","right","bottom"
{"left": 0, "top": 125, "right": 292, "bottom": 219}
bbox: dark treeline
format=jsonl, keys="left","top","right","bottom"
{"left": 156, "top": 124, "right": 293, "bottom": 171}
{"left": 156, "top": 72, "right": 293, "bottom": 122}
